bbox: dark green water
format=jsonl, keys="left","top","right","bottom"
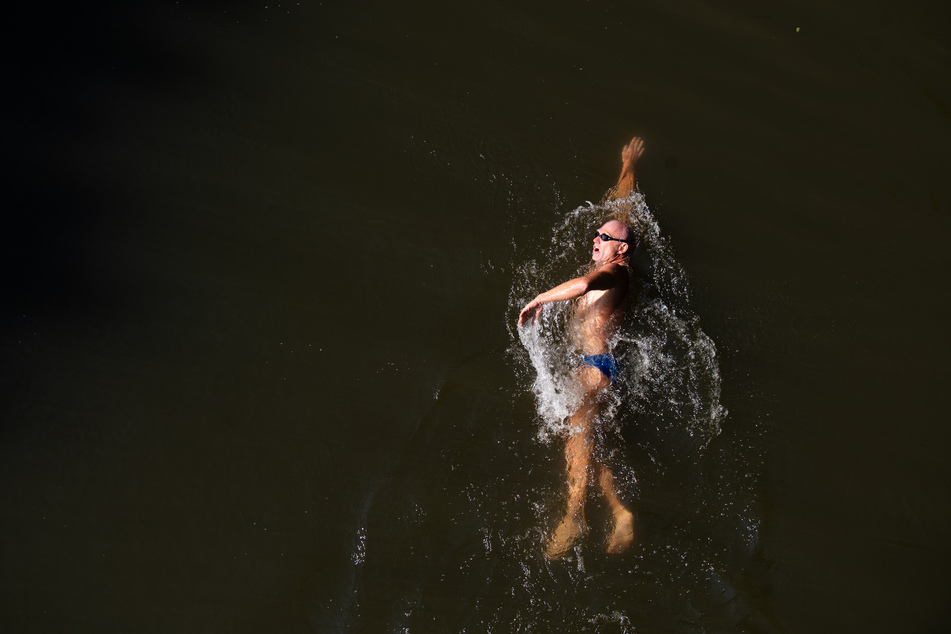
{"left": 3, "top": 1, "right": 950, "bottom": 632}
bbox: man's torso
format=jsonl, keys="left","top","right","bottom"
{"left": 570, "top": 264, "right": 629, "bottom": 354}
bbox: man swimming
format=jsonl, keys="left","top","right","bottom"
{"left": 517, "top": 137, "right": 645, "bottom": 559}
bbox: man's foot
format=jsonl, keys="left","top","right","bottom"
{"left": 545, "top": 515, "right": 587, "bottom": 560}
{"left": 605, "top": 509, "right": 635, "bottom": 554}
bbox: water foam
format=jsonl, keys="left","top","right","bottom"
{"left": 509, "top": 193, "right": 726, "bottom": 449}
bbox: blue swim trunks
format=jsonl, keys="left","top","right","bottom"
{"left": 581, "top": 353, "right": 619, "bottom": 383}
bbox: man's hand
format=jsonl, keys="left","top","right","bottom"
{"left": 518, "top": 298, "right": 543, "bottom": 327}
{"left": 621, "top": 137, "right": 645, "bottom": 175}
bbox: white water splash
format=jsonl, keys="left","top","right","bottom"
{"left": 509, "top": 193, "right": 726, "bottom": 448}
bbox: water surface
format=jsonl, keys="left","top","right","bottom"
{"left": 2, "top": 1, "right": 950, "bottom": 632}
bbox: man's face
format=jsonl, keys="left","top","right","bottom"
{"left": 592, "top": 224, "right": 625, "bottom": 263}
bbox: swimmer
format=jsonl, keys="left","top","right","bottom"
{"left": 518, "top": 136, "right": 645, "bottom": 559}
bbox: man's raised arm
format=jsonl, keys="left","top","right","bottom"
{"left": 610, "top": 137, "right": 644, "bottom": 201}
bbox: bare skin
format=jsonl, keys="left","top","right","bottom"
{"left": 519, "top": 137, "right": 645, "bottom": 559}
{"left": 604, "top": 136, "right": 646, "bottom": 226}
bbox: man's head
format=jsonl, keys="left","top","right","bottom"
{"left": 592, "top": 220, "right": 634, "bottom": 264}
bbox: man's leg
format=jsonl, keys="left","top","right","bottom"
{"left": 546, "top": 366, "right": 609, "bottom": 559}
{"left": 596, "top": 463, "right": 635, "bottom": 554}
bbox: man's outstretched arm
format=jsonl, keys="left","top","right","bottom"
{"left": 517, "top": 267, "right": 624, "bottom": 326}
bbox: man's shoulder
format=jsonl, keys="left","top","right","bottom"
{"left": 589, "top": 262, "right": 630, "bottom": 291}
{"left": 600, "top": 262, "right": 631, "bottom": 278}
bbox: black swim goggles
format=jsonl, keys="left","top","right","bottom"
{"left": 595, "top": 232, "right": 634, "bottom": 245}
